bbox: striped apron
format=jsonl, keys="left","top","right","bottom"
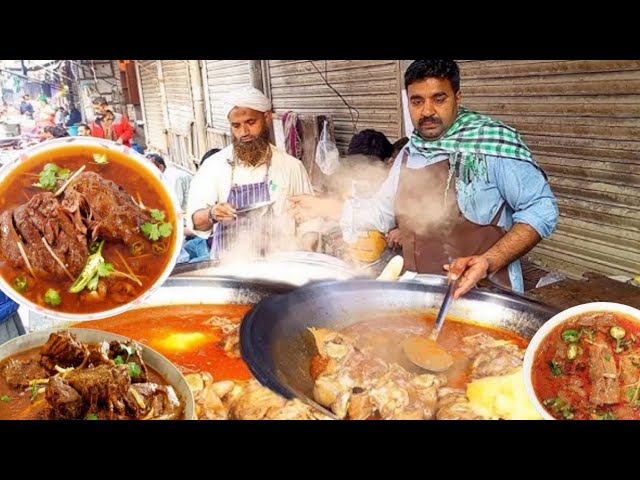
{"left": 210, "top": 154, "right": 274, "bottom": 260}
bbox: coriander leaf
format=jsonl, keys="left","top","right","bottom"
{"left": 33, "top": 163, "right": 67, "bottom": 191}
{"left": 141, "top": 222, "right": 160, "bottom": 241}
{"left": 86, "top": 274, "right": 100, "bottom": 292}
{"left": 150, "top": 209, "right": 165, "bottom": 222}
{"left": 595, "top": 411, "right": 616, "bottom": 420}
{"left": 98, "top": 262, "right": 114, "bottom": 277}
{"left": 549, "top": 359, "right": 563, "bottom": 376}
{"left": 128, "top": 362, "right": 142, "bottom": 378}
{"left": 30, "top": 383, "right": 38, "bottom": 401}
{"left": 120, "top": 343, "right": 136, "bottom": 357}
{"left": 158, "top": 222, "right": 173, "bottom": 238}
{"left": 0, "top": 395, "right": 10, "bottom": 403}
{"left": 85, "top": 413, "right": 99, "bottom": 420}
{"left": 93, "top": 153, "right": 108, "bottom": 164}
{"left": 44, "top": 288, "right": 62, "bottom": 306}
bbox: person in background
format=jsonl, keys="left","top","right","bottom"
{"left": 181, "top": 149, "right": 223, "bottom": 263}
{"left": 187, "top": 85, "right": 321, "bottom": 261}
{"left": 89, "top": 96, "right": 134, "bottom": 147}
{"left": 77, "top": 123, "right": 92, "bottom": 136}
{"left": 19, "top": 94, "right": 34, "bottom": 117}
{"left": 146, "top": 152, "right": 193, "bottom": 214}
{"left": 35, "top": 96, "right": 55, "bottom": 130}
{"left": 0, "top": 289, "right": 20, "bottom": 344}
{"left": 42, "top": 125, "right": 70, "bottom": 140}
{"left": 197, "top": 148, "right": 220, "bottom": 170}
{"left": 384, "top": 136, "right": 410, "bottom": 249}
{"left": 66, "top": 104, "right": 82, "bottom": 126}
{"left": 318, "top": 129, "right": 397, "bottom": 263}
{"left": 54, "top": 106, "right": 67, "bottom": 126}
{"left": 291, "top": 60, "right": 558, "bottom": 298}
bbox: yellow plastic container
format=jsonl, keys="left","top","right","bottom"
{"left": 349, "top": 230, "right": 387, "bottom": 263}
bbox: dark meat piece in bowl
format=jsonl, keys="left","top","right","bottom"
{"left": 65, "top": 363, "right": 131, "bottom": 417}
{"left": 46, "top": 376, "right": 86, "bottom": 420}
{"left": 40, "top": 331, "right": 88, "bottom": 371}
{"left": 2, "top": 359, "right": 49, "bottom": 388}
{"left": 62, "top": 172, "right": 153, "bottom": 246}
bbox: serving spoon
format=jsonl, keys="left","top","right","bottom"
{"left": 403, "top": 279, "right": 456, "bottom": 372}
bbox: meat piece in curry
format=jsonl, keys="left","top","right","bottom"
{"left": 308, "top": 315, "right": 533, "bottom": 420}
{"left": 0, "top": 331, "right": 184, "bottom": 420}
{"left": 0, "top": 144, "right": 176, "bottom": 314}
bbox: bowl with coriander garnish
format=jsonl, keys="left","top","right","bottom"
{"left": 0, "top": 137, "right": 183, "bottom": 321}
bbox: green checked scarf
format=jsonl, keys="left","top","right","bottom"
{"left": 409, "top": 106, "right": 539, "bottom": 183}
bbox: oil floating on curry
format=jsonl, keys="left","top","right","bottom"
{"left": 0, "top": 143, "right": 177, "bottom": 315}
{"left": 85, "top": 306, "right": 540, "bottom": 420}
{"left": 308, "top": 313, "right": 540, "bottom": 420}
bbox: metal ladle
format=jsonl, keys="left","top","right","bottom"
{"left": 403, "top": 280, "right": 456, "bottom": 372}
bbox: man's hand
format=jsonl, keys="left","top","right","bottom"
{"left": 210, "top": 202, "right": 237, "bottom": 223}
{"left": 444, "top": 256, "right": 490, "bottom": 299}
{"left": 300, "top": 231, "right": 321, "bottom": 252}
{"left": 288, "top": 195, "right": 343, "bottom": 222}
{"left": 385, "top": 228, "right": 403, "bottom": 249}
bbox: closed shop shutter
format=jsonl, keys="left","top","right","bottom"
{"left": 459, "top": 60, "right": 640, "bottom": 278}
{"left": 266, "top": 60, "right": 403, "bottom": 152}
{"left": 160, "top": 60, "right": 194, "bottom": 135}
{"left": 203, "top": 60, "right": 251, "bottom": 133}
{"left": 137, "top": 60, "right": 166, "bottom": 152}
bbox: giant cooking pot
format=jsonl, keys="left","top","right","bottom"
{"left": 240, "top": 275, "right": 559, "bottom": 411}
{"left": 26, "top": 276, "right": 296, "bottom": 331}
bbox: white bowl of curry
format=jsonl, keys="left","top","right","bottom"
{"left": 523, "top": 302, "right": 640, "bottom": 420}
{"left": 0, "top": 137, "right": 183, "bottom": 322}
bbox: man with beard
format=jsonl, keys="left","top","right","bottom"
{"left": 89, "top": 96, "right": 134, "bottom": 147}
{"left": 289, "top": 60, "right": 558, "bottom": 298}
{"left": 186, "top": 86, "right": 320, "bottom": 260}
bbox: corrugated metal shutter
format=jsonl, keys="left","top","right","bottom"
{"left": 137, "top": 60, "right": 166, "bottom": 152}
{"left": 267, "top": 60, "right": 403, "bottom": 152}
{"left": 459, "top": 60, "right": 640, "bottom": 279}
{"left": 160, "top": 60, "right": 194, "bottom": 135}
{"left": 203, "top": 60, "right": 250, "bottom": 133}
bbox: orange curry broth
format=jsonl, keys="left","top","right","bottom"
{"left": 80, "top": 304, "right": 253, "bottom": 381}
{"left": 532, "top": 312, "right": 640, "bottom": 420}
{"left": 316, "top": 311, "right": 529, "bottom": 389}
{"left": 0, "top": 144, "right": 176, "bottom": 314}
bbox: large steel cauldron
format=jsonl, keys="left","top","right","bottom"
{"left": 240, "top": 275, "right": 559, "bottom": 412}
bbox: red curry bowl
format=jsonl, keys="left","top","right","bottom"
{"left": 523, "top": 302, "right": 640, "bottom": 420}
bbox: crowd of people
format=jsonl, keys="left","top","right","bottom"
{"left": 3, "top": 60, "right": 560, "bottom": 298}
{"left": 185, "top": 60, "right": 558, "bottom": 299}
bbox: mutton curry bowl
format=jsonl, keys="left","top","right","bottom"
{"left": 0, "top": 137, "right": 182, "bottom": 321}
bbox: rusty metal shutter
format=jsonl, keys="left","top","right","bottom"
{"left": 137, "top": 60, "right": 166, "bottom": 152}
{"left": 459, "top": 60, "right": 640, "bottom": 279}
{"left": 267, "top": 60, "right": 403, "bottom": 152}
{"left": 160, "top": 60, "right": 194, "bottom": 135}
{"left": 203, "top": 60, "right": 251, "bottom": 133}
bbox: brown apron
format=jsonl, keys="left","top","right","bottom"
{"left": 395, "top": 152, "right": 511, "bottom": 289}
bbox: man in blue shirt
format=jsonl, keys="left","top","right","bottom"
{"left": 19, "top": 94, "right": 34, "bottom": 117}
{"left": 290, "top": 60, "right": 558, "bottom": 298}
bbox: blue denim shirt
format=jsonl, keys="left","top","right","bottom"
{"left": 0, "top": 289, "right": 19, "bottom": 324}
{"left": 340, "top": 148, "right": 559, "bottom": 292}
